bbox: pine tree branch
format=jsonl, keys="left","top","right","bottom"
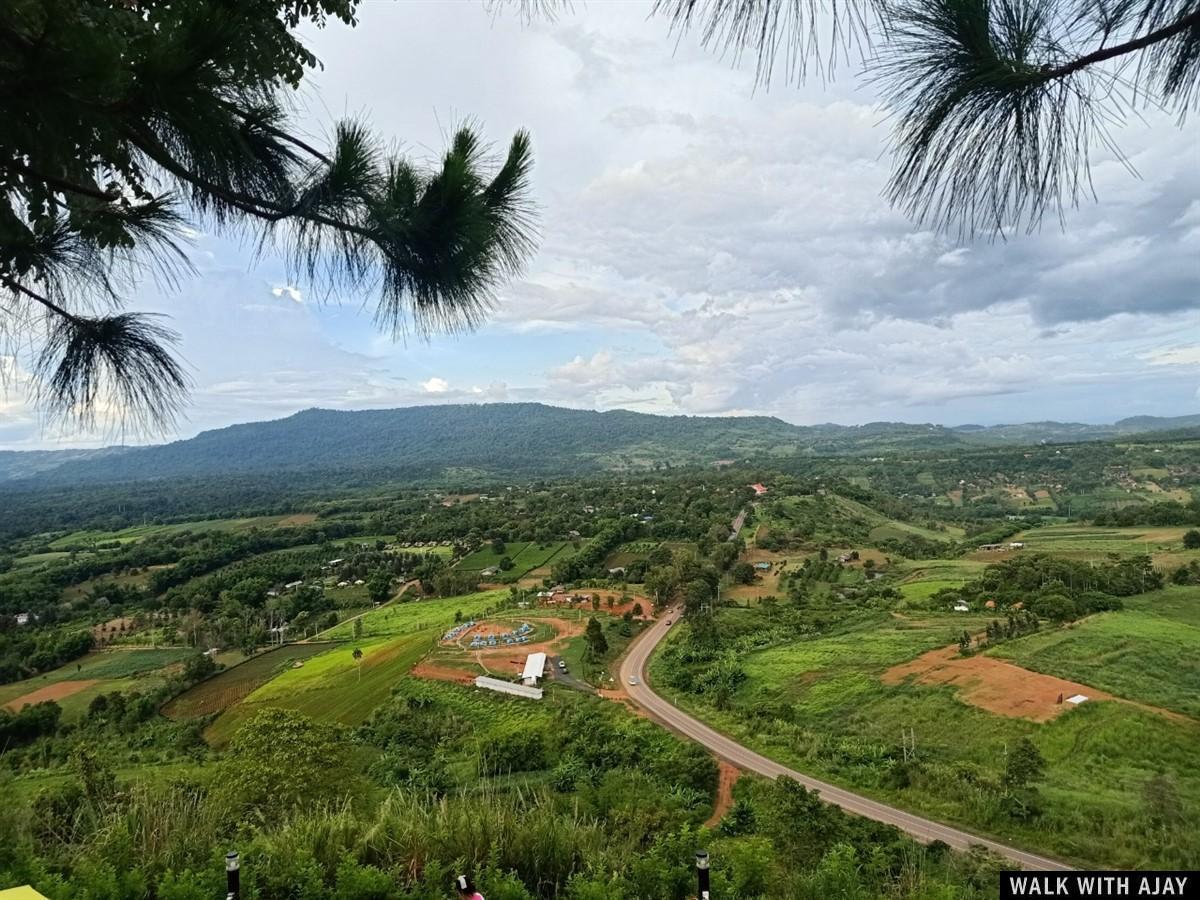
{"left": 2, "top": 159, "right": 118, "bottom": 203}
{"left": 127, "top": 127, "right": 374, "bottom": 237}
{"left": 1, "top": 276, "right": 79, "bottom": 323}
{"left": 1041, "top": 6, "right": 1200, "bottom": 80}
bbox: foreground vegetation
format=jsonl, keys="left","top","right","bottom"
{"left": 1, "top": 433, "right": 1197, "bottom": 894}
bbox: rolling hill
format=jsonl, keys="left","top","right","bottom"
{"left": 2, "top": 404, "right": 1197, "bottom": 488}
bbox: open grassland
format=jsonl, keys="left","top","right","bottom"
{"left": 652, "top": 609, "right": 1200, "bottom": 868}
{"left": 0, "top": 648, "right": 194, "bottom": 718}
{"left": 893, "top": 558, "right": 989, "bottom": 604}
{"left": 1014, "top": 524, "right": 1192, "bottom": 560}
{"left": 205, "top": 631, "right": 433, "bottom": 745}
{"left": 44, "top": 514, "right": 318, "bottom": 549}
{"left": 323, "top": 590, "right": 509, "bottom": 640}
{"left": 832, "top": 494, "right": 964, "bottom": 542}
{"left": 456, "top": 541, "right": 573, "bottom": 577}
{"left": 161, "top": 642, "right": 335, "bottom": 720}
{"left": 989, "top": 586, "right": 1200, "bottom": 718}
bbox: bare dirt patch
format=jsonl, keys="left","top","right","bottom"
{"left": 410, "top": 661, "right": 477, "bottom": 685}
{"left": 705, "top": 761, "right": 741, "bottom": 828}
{"left": 278, "top": 513, "right": 318, "bottom": 526}
{"left": 5, "top": 679, "right": 99, "bottom": 711}
{"left": 883, "top": 645, "right": 1115, "bottom": 722}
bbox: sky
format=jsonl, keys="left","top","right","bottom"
{"left": 3, "top": 1, "right": 1199, "bottom": 449}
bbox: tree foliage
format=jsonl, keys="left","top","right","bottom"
{"left": 655, "top": 0, "right": 1200, "bottom": 237}
{"left": 1, "top": 0, "right": 536, "bottom": 427}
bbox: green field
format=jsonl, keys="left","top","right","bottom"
{"left": 1014, "top": 524, "right": 1191, "bottom": 559}
{"left": 833, "top": 494, "right": 963, "bottom": 542}
{"left": 0, "top": 648, "right": 194, "bottom": 719}
{"left": 205, "top": 631, "right": 433, "bottom": 745}
{"left": 989, "top": 586, "right": 1200, "bottom": 717}
{"left": 44, "top": 514, "right": 317, "bottom": 550}
{"left": 894, "top": 558, "right": 989, "bottom": 603}
{"left": 455, "top": 541, "right": 573, "bottom": 578}
{"left": 652, "top": 603, "right": 1200, "bottom": 868}
{"left": 323, "top": 590, "right": 509, "bottom": 640}
{"left": 162, "top": 642, "right": 336, "bottom": 720}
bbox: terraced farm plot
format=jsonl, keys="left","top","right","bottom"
{"left": 456, "top": 541, "right": 572, "bottom": 578}
{"left": 0, "top": 648, "right": 194, "bottom": 718}
{"left": 46, "top": 514, "right": 317, "bottom": 549}
{"left": 205, "top": 631, "right": 434, "bottom": 745}
{"left": 323, "top": 590, "right": 508, "bottom": 640}
{"left": 161, "top": 642, "right": 336, "bottom": 720}
{"left": 1016, "top": 524, "right": 1191, "bottom": 560}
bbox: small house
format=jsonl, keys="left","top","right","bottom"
{"left": 953, "top": 601, "right": 970, "bottom": 613}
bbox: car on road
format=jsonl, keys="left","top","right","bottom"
{"left": 628, "top": 675, "right": 639, "bottom": 685}
{"left": 665, "top": 620, "right": 672, "bottom": 626}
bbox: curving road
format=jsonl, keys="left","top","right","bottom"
{"left": 619, "top": 609, "right": 1069, "bottom": 871}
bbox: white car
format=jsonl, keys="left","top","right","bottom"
{"left": 628, "top": 675, "right": 639, "bottom": 686}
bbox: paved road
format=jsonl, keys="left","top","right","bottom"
{"left": 618, "top": 610, "right": 1069, "bottom": 871}
{"left": 728, "top": 507, "right": 748, "bottom": 541}
{"left": 547, "top": 655, "right": 595, "bottom": 694}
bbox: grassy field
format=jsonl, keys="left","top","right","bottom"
{"left": 893, "top": 558, "right": 989, "bottom": 604}
{"left": 1014, "top": 524, "right": 1192, "bottom": 560}
{"left": 0, "top": 648, "right": 195, "bottom": 719}
{"left": 205, "top": 631, "right": 434, "bottom": 745}
{"left": 44, "top": 514, "right": 318, "bottom": 549}
{"left": 323, "top": 590, "right": 509, "bottom": 640}
{"left": 651, "top": 607, "right": 1200, "bottom": 867}
{"left": 455, "top": 541, "right": 572, "bottom": 577}
{"left": 161, "top": 643, "right": 336, "bottom": 720}
{"left": 832, "top": 494, "right": 964, "bottom": 542}
{"left": 989, "top": 586, "right": 1200, "bottom": 718}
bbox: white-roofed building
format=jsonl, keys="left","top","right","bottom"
{"left": 521, "top": 652, "right": 547, "bottom": 686}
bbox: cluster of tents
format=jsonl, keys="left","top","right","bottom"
{"left": 469, "top": 621, "right": 534, "bottom": 649}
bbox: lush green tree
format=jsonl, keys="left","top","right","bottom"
{"left": 584, "top": 616, "right": 608, "bottom": 659}
{"left": 1, "top": 0, "right": 535, "bottom": 426}
{"left": 215, "top": 708, "right": 354, "bottom": 819}
{"left": 366, "top": 568, "right": 392, "bottom": 605}
{"left": 1005, "top": 737, "right": 1047, "bottom": 791}
{"left": 730, "top": 561, "right": 757, "bottom": 585}
{"left": 1183, "top": 529, "right": 1200, "bottom": 550}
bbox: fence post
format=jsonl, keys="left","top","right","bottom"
{"left": 695, "top": 850, "right": 710, "bottom": 899}
{"left": 225, "top": 850, "right": 240, "bottom": 900}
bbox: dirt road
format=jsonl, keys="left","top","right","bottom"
{"left": 618, "top": 610, "right": 1069, "bottom": 871}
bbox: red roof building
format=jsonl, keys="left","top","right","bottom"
{"left": 749, "top": 483, "right": 769, "bottom": 496}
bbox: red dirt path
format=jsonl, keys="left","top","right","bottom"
{"left": 704, "top": 761, "right": 741, "bottom": 828}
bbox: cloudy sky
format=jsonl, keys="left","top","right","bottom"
{"left": 3, "top": 1, "right": 1199, "bottom": 448}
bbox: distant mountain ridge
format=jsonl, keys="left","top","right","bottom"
{"left": 2, "top": 404, "right": 1198, "bottom": 487}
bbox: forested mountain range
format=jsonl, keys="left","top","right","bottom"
{"left": 2, "top": 404, "right": 1198, "bottom": 487}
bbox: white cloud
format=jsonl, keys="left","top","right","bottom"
{"left": 1142, "top": 346, "right": 1200, "bottom": 367}
{"left": 421, "top": 377, "right": 450, "bottom": 394}
{"left": 271, "top": 285, "right": 304, "bottom": 303}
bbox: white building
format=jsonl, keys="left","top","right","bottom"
{"left": 475, "top": 676, "right": 543, "bottom": 700}
{"left": 521, "top": 652, "right": 547, "bottom": 686}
